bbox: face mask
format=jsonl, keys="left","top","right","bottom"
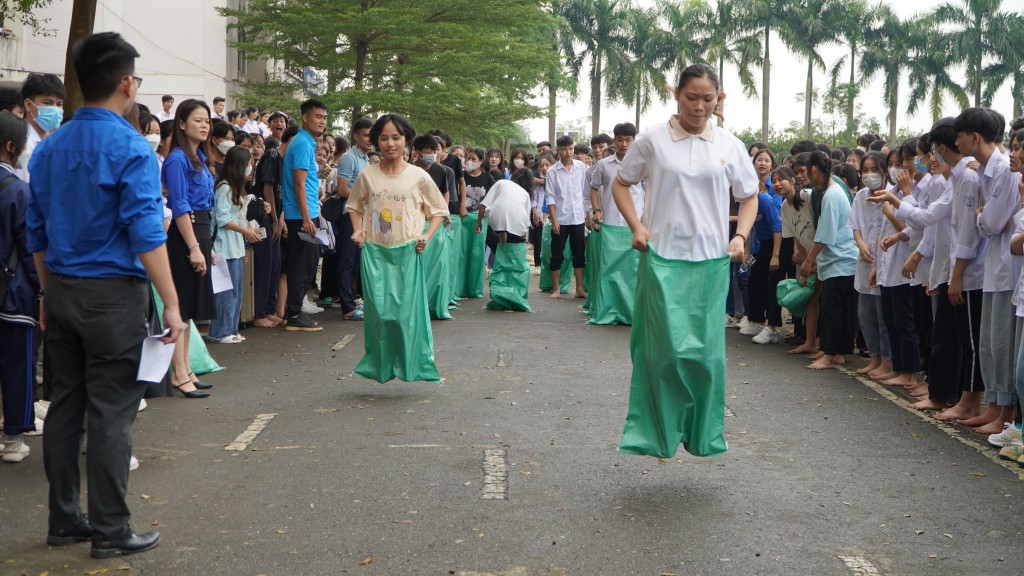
{"left": 513, "top": 158, "right": 525, "bottom": 169}
{"left": 933, "top": 147, "right": 947, "bottom": 165}
{"left": 32, "top": 104, "right": 63, "bottom": 133}
{"left": 862, "top": 173, "right": 883, "bottom": 190}
{"left": 218, "top": 140, "right": 234, "bottom": 155}
{"left": 245, "top": 164, "right": 253, "bottom": 178}
{"left": 888, "top": 168, "right": 901, "bottom": 183}
{"left": 145, "top": 133, "right": 161, "bottom": 152}
{"left": 467, "top": 160, "right": 481, "bottom": 171}
{"left": 914, "top": 156, "right": 928, "bottom": 174}
{"left": 421, "top": 153, "right": 436, "bottom": 165}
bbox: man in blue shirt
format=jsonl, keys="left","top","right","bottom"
{"left": 282, "top": 98, "right": 327, "bottom": 331}
{"left": 333, "top": 116, "right": 372, "bottom": 320}
{"left": 27, "top": 32, "right": 184, "bottom": 558}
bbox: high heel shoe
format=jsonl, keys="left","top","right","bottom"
{"left": 173, "top": 379, "right": 210, "bottom": 399}
{"left": 187, "top": 371, "right": 213, "bottom": 390}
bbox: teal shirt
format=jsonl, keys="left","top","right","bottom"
{"left": 813, "top": 182, "right": 858, "bottom": 280}
{"left": 213, "top": 182, "right": 246, "bottom": 260}
{"left": 282, "top": 128, "right": 320, "bottom": 220}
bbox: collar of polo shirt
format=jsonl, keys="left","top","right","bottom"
{"left": 668, "top": 115, "right": 715, "bottom": 143}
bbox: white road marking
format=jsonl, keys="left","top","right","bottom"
{"left": 331, "top": 334, "right": 355, "bottom": 351}
{"left": 837, "top": 555, "right": 881, "bottom": 575}
{"left": 224, "top": 413, "right": 278, "bottom": 451}
{"left": 482, "top": 449, "right": 509, "bottom": 500}
{"left": 387, "top": 444, "right": 445, "bottom": 448}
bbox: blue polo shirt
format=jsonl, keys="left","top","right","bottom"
{"left": 26, "top": 107, "right": 166, "bottom": 279}
{"left": 337, "top": 147, "right": 368, "bottom": 190}
{"left": 282, "top": 128, "right": 320, "bottom": 220}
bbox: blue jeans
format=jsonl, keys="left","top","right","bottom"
{"left": 858, "top": 292, "right": 890, "bottom": 358}
{"left": 210, "top": 257, "right": 243, "bottom": 339}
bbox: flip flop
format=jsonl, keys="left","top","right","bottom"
{"left": 344, "top": 310, "right": 365, "bottom": 321}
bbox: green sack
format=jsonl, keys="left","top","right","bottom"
{"left": 619, "top": 249, "right": 730, "bottom": 458}
{"left": 582, "top": 228, "right": 600, "bottom": 310}
{"left": 448, "top": 215, "right": 463, "bottom": 306}
{"left": 456, "top": 212, "right": 487, "bottom": 298}
{"left": 422, "top": 221, "right": 453, "bottom": 320}
{"left": 588, "top": 224, "right": 639, "bottom": 325}
{"left": 152, "top": 286, "right": 222, "bottom": 376}
{"left": 776, "top": 276, "right": 816, "bottom": 318}
{"left": 539, "top": 222, "right": 572, "bottom": 293}
{"left": 355, "top": 242, "right": 441, "bottom": 384}
{"left": 486, "top": 242, "right": 532, "bottom": 312}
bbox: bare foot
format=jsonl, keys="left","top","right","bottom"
{"left": 910, "top": 399, "right": 951, "bottom": 411}
{"left": 909, "top": 385, "right": 930, "bottom": 398}
{"left": 549, "top": 292, "right": 560, "bottom": 299}
{"left": 575, "top": 291, "right": 588, "bottom": 299}
{"left": 833, "top": 355, "right": 846, "bottom": 365}
{"left": 973, "top": 420, "right": 1006, "bottom": 435}
{"left": 857, "top": 357, "right": 881, "bottom": 375}
{"left": 253, "top": 318, "right": 277, "bottom": 328}
{"left": 881, "top": 374, "right": 914, "bottom": 387}
{"left": 870, "top": 370, "right": 897, "bottom": 381}
{"left": 807, "top": 356, "right": 836, "bottom": 370}
{"left": 957, "top": 406, "right": 1000, "bottom": 427}
{"left": 808, "top": 351, "right": 825, "bottom": 360}
{"left": 935, "top": 406, "right": 981, "bottom": 422}
{"left": 788, "top": 344, "right": 817, "bottom": 354}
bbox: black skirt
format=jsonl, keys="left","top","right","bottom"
{"left": 167, "top": 211, "right": 216, "bottom": 322}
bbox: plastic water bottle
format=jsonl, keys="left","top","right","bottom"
{"left": 738, "top": 254, "right": 755, "bottom": 274}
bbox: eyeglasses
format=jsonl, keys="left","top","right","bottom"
{"left": 126, "top": 75, "right": 143, "bottom": 87}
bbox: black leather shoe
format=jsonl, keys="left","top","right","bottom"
{"left": 192, "top": 379, "right": 213, "bottom": 389}
{"left": 91, "top": 530, "right": 160, "bottom": 558}
{"left": 47, "top": 517, "right": 93, "bottom": 546}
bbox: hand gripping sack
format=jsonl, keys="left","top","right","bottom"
{"left": 457, "top": 212, "right": 487, "bottom": 298}
{"left": 486, "top": 242, "right": 532, "bottom": 312}
{"left": 588, "top": 224, "right": 639, "bottom": 325}
{"left": 539, "top": 222, "right": 572, "bottom": 294}
{"left": 354, "top": 242, "right": 441, "bottom": 384}
{"left": 619, "top": 249, "right": 730, "bottom": 458}
{"left": 422, "top": 222, "right": 454, "bottom": 320}
{"left": 775, "top": 276, "right": 816, "bottom": 318}
{"left": 448, "top": 215, "right": 463, "bottom": 307}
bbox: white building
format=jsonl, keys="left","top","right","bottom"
{"left": 0, "top": 0, "right": 267, "bottom": 113}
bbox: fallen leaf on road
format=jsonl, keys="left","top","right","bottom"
{"left": 463, "top": 481, "right": 472, "bottom": 486}
{"left": 915, "top": 530, "right": 925, "bottom": 535}
{"left": 642, "top": 469, "right": 651, "bottom": 475}
{"left": 275, "top": 529, "right": 287, "bottom": 534}
{"left": 314, "top": 408, "right": 339, "bottom": 413}
{"left": 657, "top": 458, "right": 666, "bottom": 464}
{"left": 151, "top": 520, "right": 160, "bottom": 526}
{"left": 944, "top": 533, "right": 953, "bottom": 539}
{"left": 84, "top": 570, "right": 108, "bottom": 575}
{"left": 928, "top": 554, "right": 938, "bottom": 559}
{"left": 141, "top": 494, "right": 152, "bottom": 500}
{"left": 359, "top": 556, "right": 374, "bottom": 566}
{"left": 969, "top": 472, "right": 986, "bottom": 477}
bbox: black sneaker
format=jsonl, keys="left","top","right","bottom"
{"left": 285, "top": 313, "right": 323, "bottom": 332}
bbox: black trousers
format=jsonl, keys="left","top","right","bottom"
{"left": 913, "top": 285, "right": 933, "bottom": 372}
{"left": 42, "top": 275, "right": 149, "bottom": 540}
{"left": 252, "top": 234, "right": 281, "bottom": 318}
{"left": 0, "top": 321, "right": 35, "bottom": 435}
{"left": 928, "top": 284, "right": 961, "bottom": 404}
{"left": 953, "top": 288, "right": 985, "bottom": 393}
{"left": 819, "top": 275, "right": 857, "bottom": 356}
{"left": 334, "top": 217, "right": 361, "bottom": 314}
{"left": 748, "top": 236, "right": 791, "bottom": 326}
{"left": 528, "top": 219, "right": 543, "bottom": 266}
{"left": 880, "top": 284, "right": 920, "bottom": 374}
{"left": 285, "top": 219, "right": 322, "bottom": 318}
{"left": 550, "top": 223, "right": 586, "bottom": 270}
{"left": 485, "top": 227, "right": 527, "bottom": 254}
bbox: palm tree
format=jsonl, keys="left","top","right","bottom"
{"left": 742, "top": 0, "right": 803, "bottom": 142}
{"left": 702, "top": 0, "right": 762, "bottom": 127}
{"left": 607, "top": 7, "right": 671, "bottom": 130}
{"left": 826, "top": 0, "right": 874, "bottom": 139}
{"left": 932, "top": 0, "right": 1010, "bottom": 107}
{"left": 560, "top": 0, "right": 630, "bottom": 137}
{"left": 907, "top": 17, "right": 970, "bottom": 124}
{"left": 788, "top": 0, "right": 842, "bottom": 139}
{"left": 547, "top": 0, "right": 580, "bottom": 144}
{"left": 859, "top": 6, "right": 916, "bottom": 141}
{"left": 980, "top": 12, "right": 1024, "bottom": 119}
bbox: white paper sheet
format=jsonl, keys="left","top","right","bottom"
{"left": 210, "top": 253, "right": 233, "bottom": 294}
{"left": 137, "top": 329, "right": 175, "bottom": 383}
{"left": 298, "top": 229, "right": 331, "bottom": 246}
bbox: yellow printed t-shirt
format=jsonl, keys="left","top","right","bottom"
{"left": 346, "top": 163, "right": 450, "bottom": 247}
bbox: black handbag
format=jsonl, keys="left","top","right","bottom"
{"left": 0, "top": 174, "right": 21, "bottom": 305}
{"left": 320, "top": 193, "right": 346, "bottom": 222}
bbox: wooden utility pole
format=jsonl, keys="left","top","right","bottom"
{"left": 62, "top": 0, "right": 98, "bottom": 118}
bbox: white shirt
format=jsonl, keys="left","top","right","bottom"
{"left": 545, "top": 158, "right": 588, "bottom": 226}
{"left": 1012, "top": 211, "right": 1024, "bottom": 316}
{"left": 14, "top": 125, "right": 41, "bottom": 182}
{"left": 949, "top": 156, "right": 986, "bottom": 292}
{"left": 899, "top": 176, "right": 954, "bottom": 290}
{"left": 976, "top": 151, "right": 1022, "bottom": 292}
{"left": 876, "top": 188, "right": 911, "bottom": 288}
{"left": 781, "top": 189, "right": 815, "bottom": 252}
{"left": 616, "top": 117, "right": 757, "bottom": 261}
{"left": 590, "top": 154, "right": 643, "bottom": 227}
{"left": 848, "top": 187, "right": 884, "bottom": 295}
{"left": 902, "top": 174, "right": 932, "bottom": 287}
{"left": 258, "top": 122, "right": 271, "bottom": 138}
{"left": 481, "top": 180, "right": 532, "bottom": 237}
{"left": 156, "top": 110, "right": 174, "bottom": 123}
{"left": 242, "top": 119, "right": 261, "bottom": 134}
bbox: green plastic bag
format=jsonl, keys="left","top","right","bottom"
{"left": 539, "top": 222, "right": 572, "bottom": 294}
{"left": 588, "top": 224, "right": 639, "bottom": 325}
{"left": 619, "top": 249, "right": 730, "bottom": 458}
{"left": 422, "top": 221, "right": 453, "bottom": 320}
{"left": 486, "top": 242, "right": 532, "bottom": 312}
{"left": 582, "top": 228, "right": 600, "bottom": 310}
{"left": 448, "top": 215, "right": 463, "bottom": 306}
{"left": 354, "top": 242, "right": 441, "bottom": 384}
{"left": 456, "top": 212, "right": 487, "bottom": 298}
{"left": 776, "top": 276, "right": 816, "bottom": 318}
{"left": 151, "top": 286, "right": 222, "bottom": 376}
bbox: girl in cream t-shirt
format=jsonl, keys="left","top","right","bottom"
{"left": 347, "top": 160, "right": 449, "bottom": 248}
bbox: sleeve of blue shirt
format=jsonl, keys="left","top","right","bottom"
{"left": 337, "top": 153, "right": 356, "bottom": 187}
{"left": 120, "top": 147, "right": 168, "bottom": 254}
{"left": 26, "top": 156, "right": 48, "bottom": 253}
{"left": 768, "top": 195, "right": 783, "bottom": 233}
{"left": 815, "top": 189, "right": 845, "bottom": 247}
{"left": 162, "top": 151, "right": 194, "bottom": 219}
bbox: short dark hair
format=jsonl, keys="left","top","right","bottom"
{"left": 573, "top": 144, "right": 590, "bottom": 155}
{"left": 833, "top": 162, "right": 860, "bottom": 190}
{"left": 590, "top": 133, "right": 612, "bottom": 147}
{"left": 367, "top": 150, "right": 380, "bottom": 159}
{"left": 830, "top": 149, "right": 845, "bottom": 161}
{"left": 281, "top": 124, "right": 299, "bottom": 144}
{"left": 213, "top": 96, "right": 225, "bottom": 105}
{"left": 72, "top": 34, "right": 137, "bottom": 102}
{"left": 848, "top": 148, "right": 866, "bottom": 160}
{"left": 556, "top": 135, "right": 573, "bottom": 148}
{"left": 900, "top": 138, "right": 918, "bottom": 161}
{"left": 856, "top": 133, "right": 874, "bottom": 148}
{"left": 790, "top": 140, "right": 817, "bottom": 155}
{"left": 0, "top": 111, "right": 28, "bottom": 157}
{"left": 211, "top": 119, "right": 233, "bottom": 140}
{"left": 536, "top": 141, "right": 550, "bottom": 149}
{"left": 868, "top": 140, "right": 885, "bottom": 151}
{"left": 427, "top": 128, "right": 451, "bottom": 148}
{"left": 511, "top": 167, "right": 533, "bottom": 191}
{"left": 613, "top": 123, "right": 637, "bottom": 138}
{"left": 412, "top": 134, "right": 439, "bottom": 151}
{"left": 234, "top": 130, "right": 253, "bottom": 146}
{"left": 0, "top": 87, "right": 22, "bottom": 114}
{"left": 300, "top": 99, "right": 327, "bottom": 116}
{"left": 22, "top": 73, "right": 66, "bottom": 104}
{"left": 162, "top": 94, "right": 174, "bottom": 103}
{"left": 792, "top": 152, "right": 813, "bottom": 168}
{"left": 815, "top": 143, "right": 832, "bottom": 154}
{"left": 929, "top": 117, "right": 959, "bottom": 153}
{"left": 749, "top": 142, "right": 768, "bottom": 154}
{"left": 370, "top": 113, "right": 415, "bottom": 149}
{"left": 334, "top": 136, "right": 349, "bottom": 153}
{"left": 351, "top": 117, "right": 373, "bottom": 137}
{"left": 676, "top": 63, "right": 718, "bottom": 92}
{"left": 268, "top": 111, "right": 287, "bottom": 123}
{"left": 953, "top": 107, "right": 1003, "bottom": 144}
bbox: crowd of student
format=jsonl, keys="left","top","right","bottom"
{"left": 728, "top": 116, "right": 1024, "bottom": 466}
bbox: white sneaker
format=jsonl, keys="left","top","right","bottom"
{"left": 752, "top": 326, "right": 783, "bottom": 344}
{"left": 736, "top": 316, "right": 751, "bottom": 330}
{"left": 35, "top": 400, "right": 50, "bottom": 421}
{"left": 725, "top": 315, "right": 738, "bottom": 328}
{"left": 301, "top": 296, "right": 324, "bottom": 315}
{"left": 129, "top": 456, "right": 140, "bottom": 471}
{"left": 739, "top": 321, "right": 762, "bottom": 336}
{"left": 138, "top": 398, "right": 147, "bottom": 412}
{"left": 23, "top": 417, "right": 43, "bottom": 436}
{"left": 2, "top": 438, "right": 29, "bottom": 463}
{"left": 988, "top": 422, "right": 1022, "bottom": 448}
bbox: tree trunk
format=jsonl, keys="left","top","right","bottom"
{"left": 717, "top": 55, "right": 725, "bottom": 128}
{"left": 62, "top": 0, "right": 99, "bottom": 118}
{"left": 352, "top": 38, "right": 369, "bottom": 121}
{"left": 803, "top": 58, "right": 813, "bottom": 139}
{"left": 591, "top": 51, "right": 602, "bottom": 138}
{"left": 761, "top": 25, "right": 771, "bottom": 142}
{"left": 635, "top": 84, "right": 641, "bottom": 130}
{"left": 548, "top": 82, "right": 557, "bottom": 144}
{"left": 846, "top": 43, "right": 855, "bottom": 138}
{"left": 888, "top": 86, "right": 898, "bottom": 142}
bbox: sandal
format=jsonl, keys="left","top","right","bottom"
{"left": 344, "top": 310, "right": 365, "bottom": 321}
{"left": 187, "top": 371, "right": 213, "bottom": 390}
{"left": 173, "top": 378, "right": 210, "bottom": 399}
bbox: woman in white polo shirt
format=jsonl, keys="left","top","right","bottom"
{"left": 610, "top": 63, "right": 759, "bottom": 458}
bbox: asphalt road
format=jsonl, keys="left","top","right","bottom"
{"left": 1, "top": 274, "right": 1022, "bottom": 576}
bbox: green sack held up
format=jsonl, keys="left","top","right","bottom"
{"left": 422, "top": 221, "right": 453, "bottom": 320}
{"left": 457, "top": 212, "right": 487, "bottom": 298}
{"left": 588, "top": 224, "right": 639, "bottom": 326}
{"left": 354, "top": 242, "right": 441, "bottom": 384}
{"left": 582, "top": 228, "right": 600, "bottom": 310}
{"left": 152, "top": 286, "right": 222, "bottom": 376}
{"left": 486, "top": 242, "right": 532, "bottom": 312}
{"left": 539, "top": 222, "right": 572, "bottom": 294}
{"left": 776, "top": 276, "right": 817, "bottom": 318}
{"left": 448, "top": 215, "right": 463, "bottom": 307}
{"left": 619, "top": 249, "right": 730, "bottom": 458}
